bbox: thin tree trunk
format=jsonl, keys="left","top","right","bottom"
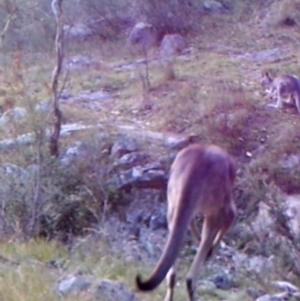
{"left": 49, "top": 0, "right": 64, "bottom": 157}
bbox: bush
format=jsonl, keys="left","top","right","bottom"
{"left": 0, "top": 133, "right": 132, "bottom": 242}
{"left": 134, "top": 0, "right": 203, "bottom": 38}
{"left": 0, "top": 0, "right": 55, "bottom": 52}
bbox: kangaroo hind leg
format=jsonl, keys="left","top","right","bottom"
{"left": 163, "top": 204, "right": 177, "bottom": 301}
{"left": 205, "top": 202, "right": 236, "bottom": 262}
{"left": 185, "top": 214, "right": 221, "bottom": 301}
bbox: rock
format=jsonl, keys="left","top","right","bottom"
{"left": 110, "top": 136, "right": 139, "bottom": 158}
{"left": 255, "top": 281, "right": 300, "bottom": 301}
{"left": 0, "top": 163, "right": 27, "bottom": 178}
{"left": 149, "top": 210, "right": 167, "bottom": 230}
{"left": 209, "top": 273, "right": 235, "bottom": 290}
{"left": 255, "top": 293, "right": 277, "bottom": 301}
{"left": 256, "top": 292, "right": 293, "bottom": 301}
{"left": 56, "top": 272, "right": 92, "bottom": 296}
{"left": 203, "top": 0, "right": 224, "bottom": 12}
{"left": 67, "top": 56, "right": 104, "bottom": 71}
{"left": 64, "top": 23, "right": 93, "bottom": 41}
{"left": 113, "top": 152, "right": 151, "bottom": 170}
{"left": 67, "top": 55, "right": 93, "bottom": 70}
{"left": 164, "top": 133, "right": 197, "bottom": 150}
{"left": 60, "top": 141, "right": 89, "bottom": 165}
{"left": 0, "top": 133, "right": 34, "bottom": 150}
{"left": 252, "top": 194, "right": 300, "bottom": 237}
{"left": 0, "top": 107, "right": 27, "bottom": 127}
{"left": 251, "top": 201, "right": 274, "bottom": 234}
{"left": 284, "top": 194, "right": 300, "bottom": 236}
{"left": 0, "top": 123, "right": 103, "bottom": 151}
{"left": 159, "top": 34, "right": 187, "bottom": 57}
{"left": 35, "top": 99, "right": 51, "bottom": 113}
{"left": 235, "top": 49, "right": 283, "bottom": 63}
{"left": 107, "top": 161, "right": 167, "bottom": 192}
{"left": 95, "top": 279, "right": 140, "bottom": 301}
{"left": 60, "top": 92, "right": 73, "bottom": 100}
{"left": 280, "top": 153, "right": 300, "bottom": 169}
{"left": 56, "top": 274, "right": 141, "bottom": 300}
{"left": 273, "top": 281, "right": 299, "bottom": 295}
{"left": 247, "top": 288, "right": 266, "bottom": 299}
{"left": 74, "top": 90, "right": 111, "bottom": 101}
{"left": 59, "top": 123, "right": 100, "bottom": 137}
{"left": 128, "top": 22, "right": 158, "bottom": 48}
{"left": 232, "top": 252, "right": 275, "bottom": 274}
{"left": 114, "top": 124, "right": 197, "bottom": 150}
{"left": 198, "top": 280, "right": 217, "bottom": 290}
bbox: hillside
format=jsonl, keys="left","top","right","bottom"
{"left": 1, "top": 1, "right": 300, "bottom": 300}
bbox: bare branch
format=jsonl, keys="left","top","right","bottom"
{"left": 0, "top": 0, "right": 16, "bottom": 49}
{"left": 49, "top": 0, "right": 64, "bottom": 157}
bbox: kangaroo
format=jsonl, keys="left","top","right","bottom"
{"left": 135, "top": 144, "right": 236, "bottom": 301}
{"left": 261, "top": 72, "right": 300, "bottom": 114}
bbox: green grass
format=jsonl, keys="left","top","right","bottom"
{"left": 0, "top": 238, "right": 255, "bottom": 301}
{"left": 0, "top": 240, "right": 65, "bottom": 301}
{"left": 0, "top": 239, "right": 68, "bottom": 261}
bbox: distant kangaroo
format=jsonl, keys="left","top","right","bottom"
{"left": 135, "top": 144, "right": 236, "bottom": 301}
{"left": 261, "top": 71, "right": 300, "bottom": 114}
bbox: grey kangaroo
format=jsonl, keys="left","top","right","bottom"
{"left": 261, "top": 71, "right": 300, "bottom": 114}
{"left": 135, "top": 143, "right": 236, "bottom": 301}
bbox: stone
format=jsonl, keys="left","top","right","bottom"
{"left": 113, "top": 152, "right": 151, "bottom": 170}
{"left": 273, "top": 281, "right": 299, "bottom": 295}
{"left": 159, "top": 34, "right": 187, "bottom": 57}
{"left": 284, "top": 194, "right": 300, "bottom": 236}
{"left": 64, "top": 23, "right": 93, "bottom": 41}
{"left": 280, "top": 153, "right": 300, "bottom": 169}
{"left": 60, "top": 141, "right": 89, "bottom": 166}
{"left": 203, "top": 0, "right": 224, "bottom": 12}
{"left": 209, "top": 273, "right": 235, "bottom": 290}
{"left": 149, "top": 210, "right": 167, "bottom": 230}
{"left": 107, "top": 161, "right": 167, "bottom": 192}
{"left": 35, "top": 99, "right": 51, "bottom": 113}
{"left": 110, "top": 136, "right": 139, "bottom": 158}
{"left": 0, "top": 107, "right": 27, "bottom": 126}
{"left": 95, "top": 279, "right": 140, "bottom": 301}
{"left": 56, "top": 273, "right": 92, "bottom": 297}
{"left": 128, "top": 22, "right": 158, "bottom": 48}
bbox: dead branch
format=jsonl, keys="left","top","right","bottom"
{"left": 0, "top": 0, "right": 16, "bottom": 49}
{"left": 49, "top": 0, "right": 64, "bottom": 157}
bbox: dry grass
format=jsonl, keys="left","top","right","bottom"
{"left": 1, "top": 1, "right": 300, "bottom": 299}
{"left": 0, "top": 238, "right": 252, "bottom": 301}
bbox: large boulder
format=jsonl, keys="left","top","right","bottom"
{"left": 56, "top": 274, "right": 141, "bottom": 301}
{"left": 128, "top": 22, "right": 158, "bottom": 48}
{"left": 0, "top": 107, "right": 27, "bottom": 127}
{"left": 107, "top": 161, "right": 168, "bottom": 193}
{"left": 159, "top": 34, "right": 187, "bottom": 57}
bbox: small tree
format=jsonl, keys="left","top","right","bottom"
{"left": 49, "top": 0, "right": 64, "bottom": 157}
